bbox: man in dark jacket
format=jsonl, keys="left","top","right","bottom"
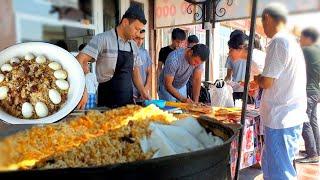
{"left": 297, "top": 27, "right": 320, "bottom": 163}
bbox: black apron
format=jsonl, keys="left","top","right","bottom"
{"left": 97, "top": 30, "right": 134, "bottom": 108}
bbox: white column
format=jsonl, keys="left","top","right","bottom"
{"left": 119, "top": 0, "right": 130, "bottom": 17}
{"left": 93, "top": 0, "right": 104, "bottom": 34}
{"left": 212, "top": 23, "right": 221, "bottom": 81}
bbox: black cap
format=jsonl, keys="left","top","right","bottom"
{"left": 172, "top": 28, "right": 186, "bottom": 40}
{"left": 302, "top": 27, "right": 319, "bottom": 43}
{"left": 78, "top": 43, "right": 87, "bottom": 51}
{"left": 230, "top": 29, "right": 243, "bottom": 39}
{"left": 122, "top": 4, "right": 147, "bottom": 25}
{"left": 188, "top": 35, "right": 199, "bottom": 44}
{"left": 228, "top": 32, "right": 249, "bottom": 49}
{"left": 191, "top": 44, "right": 210, "bottom": 62}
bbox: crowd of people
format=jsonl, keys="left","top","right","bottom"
{"left": 71, "top": 3, "right": 319, "bottom": 180}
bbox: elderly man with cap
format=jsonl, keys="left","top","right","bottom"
{"left": 254, "top": 3, "right": 308, "bottom": 179}
{"left": 76, "top": 5, "right": 150, "bottom": 109}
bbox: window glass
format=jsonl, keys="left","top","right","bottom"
{"left": 20, "top": 19, "right": 94, "bottom": 52}
{"left": 13, "top": 0, "right": 93, "bottom": 24}
{"left": 103, "top": 0, "right": 118, "bottom": 31}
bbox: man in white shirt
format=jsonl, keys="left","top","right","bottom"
{"left": 255, "top": 3, "right": 308, "bottom": 179}
{"left": 79, "top": 43, "right": 99, "bottom": 109}
{"left": 85, "top": 66, "right": 99, "bottom": 109}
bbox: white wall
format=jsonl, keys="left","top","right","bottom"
{"left": 120, "top": 0, "right": 150, "bottom": 51}
{"left": 93, "top": 0, "right": 104, "bottom": 34}
{"left": 212, "top": 24, "right": 221, "bottom": 81}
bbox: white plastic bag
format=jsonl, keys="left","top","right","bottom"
{"left": 228, "top": 81, "right": 244, "bottom": 93}
{"left": 210, "top": 79, "right": 234, "bottom": 107}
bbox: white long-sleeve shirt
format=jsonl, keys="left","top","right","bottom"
{"left": 85, "top": 73, "right": 98, "bottom": 94}
{"left": 260, "top": 30, "right": 308, "bottom": 129}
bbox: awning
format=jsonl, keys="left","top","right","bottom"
{"left": 154, "top": 0, "right": 320, "bottom": 28}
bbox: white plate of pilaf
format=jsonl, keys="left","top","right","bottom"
{"left": 0, "top": 42, "right": 85, "bottom": 124}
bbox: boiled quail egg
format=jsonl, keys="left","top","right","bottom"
{"left": 48, "top": 62, "right": 62, "bottom": 70}
{"left": 21, "top": 102, "right": 33, "bottom": 119}
{"left": 55, "top": 80, "right": 69, "bottom": 90}
{"left": 0, "top": 74, "right": 4, "bottom": 83}
{"left": 10, "top": 57, "right": 20, "bottom": 65}
{"left": 1, "top": 64, "right": 13, "bottom": 72}
{"left": 48, "top": 89, "right": 61, "bottom": 104}
{"left": 0, "top": 86, "right": 9, "bottom": 100}
{"left": 25, "top": 53, "right": 35, "bottom": 61}
{"left": 54, "top": 70, "right": 67, "bottom": 79}
{"left": 35, "top": 102, "right": 48, "bottom": 118}
{"left": 35, "top": 55, "right": 46, "bottom": 64}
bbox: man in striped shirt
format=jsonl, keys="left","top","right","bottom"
{"left": 76, "top": 5, "right": 150, "bottom": 109}
{"left": 158, "top": 44, "right": 209, "bottom": 103}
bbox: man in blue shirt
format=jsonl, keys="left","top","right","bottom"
{"left": 224, "top": 30, "right": 246, "bottom": 85}
{"left": 158, "top": 44, "right": 210, "bottom": 103}
{"left": 224, "top": 57, "right": 246, "bottom": 83}
{"left": 133, "top": 29, "right": 152, "bottom": 101}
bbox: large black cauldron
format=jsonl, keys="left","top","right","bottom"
{"left": 0, "top": 117, "right": 237, "bottom": 180}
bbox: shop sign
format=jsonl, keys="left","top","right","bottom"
{"left": 216, "top": 0, "right": 320, "bottom": 21}
{"left": 155, "top": 0, "right": 201, "bottom": 28}
{"left": 155, "top": 0, "right": 320, "bottom": 28}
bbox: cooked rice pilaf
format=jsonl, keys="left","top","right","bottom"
{"left": 0, "top": 105, "right": 177, "bottom": 170}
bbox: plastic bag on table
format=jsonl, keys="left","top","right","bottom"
{"left": 210, "top": 79, "right": 234, "bottom": 107}
{"left": 228, "top": 81, "right": 244, "bottom": 93}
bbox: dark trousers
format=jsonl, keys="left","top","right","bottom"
{"left": 302, "top": 93, "right": 320, "bottom": 157}
{"left": 233, "top": 92, "right": 254, "bottom": 104}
